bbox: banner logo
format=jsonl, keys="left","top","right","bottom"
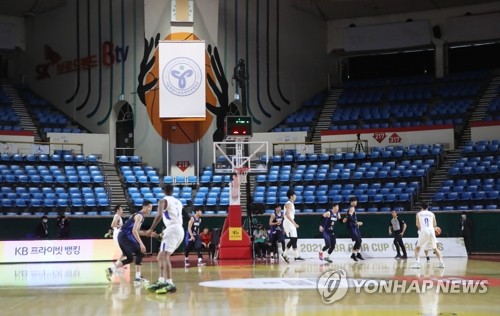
{"left": 162, "top": 57, "right": 202, "bottom": 96}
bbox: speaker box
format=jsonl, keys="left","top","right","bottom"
{"left": 432, "top": 25, "right": 442, "bottom": 39}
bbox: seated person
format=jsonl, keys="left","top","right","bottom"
{"left": 253, "top": 223, "right": 271, "bottom": 259}
{"left": 199, "top": 227, "right": 216, "bottom": 259}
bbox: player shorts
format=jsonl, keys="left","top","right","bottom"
{"left": 113, "top": 228, "right": 121, "bottom": 249}
{"left": 160, "top": 224, "right": 184, "bottom": 254}
{"left": 416, "top": 229, "right": 437, "bottom": 250}
{"left": 283, "top": 219, "right": 297, "bottom": 238}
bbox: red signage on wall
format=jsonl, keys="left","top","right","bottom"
{"left": 176, "top": 161, "right": 191, "bottom": 172}
{"left": 373, "top": 133, "right": 387, "bottom": 143}
{"left": 35, "top": 42, "right": 129, "bottom": 80}
{"left": 389, "top": 133, "right": 402, "bottom": 143}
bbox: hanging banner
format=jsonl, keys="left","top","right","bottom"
{"left": 158, "top": 40, "right": 206, "bottom": 119}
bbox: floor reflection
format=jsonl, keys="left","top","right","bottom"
{"left": 0, "top": 257, "right": 498, "bottom": 315}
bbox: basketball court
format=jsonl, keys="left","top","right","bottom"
{"left": 1, "top": 256, "right": 500, "bottom": 315}
{"left": 2, "top": 119, "right": 498, "bottom": 315}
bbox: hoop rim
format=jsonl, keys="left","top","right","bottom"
{"left": 233, "top": 167, "right": 250, "bottom": 175}
{"left": 234, "top": 166, "right": 250, "bottom": 172}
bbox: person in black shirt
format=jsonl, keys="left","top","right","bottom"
{"left": 460, "top": 211, "right": 473, "bottom": 255}
{"left": 35, "top": 215, "right": 49, "bottom": 239}
{"left": 388, "top": 209, "right": 407, "bottom": 259}
{"left": 343, "top": 197, "right": 364, "bottom": 261}
{"left": 56, "top": 214, "right": 71, "bottom": 238}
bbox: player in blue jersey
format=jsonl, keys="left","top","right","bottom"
{"left": 319, "top": 203, "right": 341, "bottom": 263}
{"left": 184, "top": 208, "right": 205, "bottom": 266}
{"left": 343, "top": 197, "right": 364, "bottom": 261}
{"left": 105, "top": 200, "right": 155, "bottom": 284}
{"left": 269, "top": 204, "right": 286, "bottom": 262}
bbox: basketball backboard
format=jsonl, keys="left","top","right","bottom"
{"left": 212, "top": 140, "right": 268, "bottom": 174}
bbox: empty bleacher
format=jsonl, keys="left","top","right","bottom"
{"left": 251, "top": 143, "right": 443, "bottom": 213}
{"left": 432, "top": 140, "right": 499, "bottom": 211}
{"left": 0, "top": 153, "right": 108, "bottom": 216}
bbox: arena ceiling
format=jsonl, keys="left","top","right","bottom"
{"left": 289, "top": 0, "right": 499, "bottom": 20}
{"left": 0, "top": 0, "right": 497, "bottom": 19}
{"left": 0, "top": 0, "right": 66, "bottom": 17}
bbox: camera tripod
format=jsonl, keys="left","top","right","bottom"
{"left": 355, "top": 140, "right": 365, "bottom": 153}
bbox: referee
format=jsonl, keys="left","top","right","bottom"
{"left": 388, "top": 209, "right": 407, "bottom": 259}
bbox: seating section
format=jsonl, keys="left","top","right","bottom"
{"left": 330, "top": 71, "right": 488, "bottom": 130}
{"left": 252, "top": 143, "right": 443, "bottom": 213}
{"left": 117, "top": 156, "right": 231, "bottom": 214}
{"left": 3, "top": 71, "right": 498, "bottom": 216}
{"left": 432, "top": 140, "right": 500, "bottom": 211}
{"left": 272, "top": 92, "right": 325, "bottom": 133}
{"left": 0, "top": 153, "right": 108, "bottom": 215}
{"left": 484, "top": 86, "right": 500, "bottom": 121}
{"left": 16, "top": 84, "right": 88, "bottom": 135}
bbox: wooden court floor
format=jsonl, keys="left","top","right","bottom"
{"left": 1, "top": 256, "right": 500, "bottom": 316}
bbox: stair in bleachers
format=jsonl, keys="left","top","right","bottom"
{"left": 470, "top": 76, "right": 500, "bottom": 123}
{"left": 1, "top": 84, "right": 41, "bottom": 141}
{"left": 102, "top": 162, "right": 128, "bottom": 213}
{"left": 416, "top": 149, "right": 462, "bottom": 210}
{"left": 457, "top": 76, "right": 500, "bottom": 147}
{"left": 429, "top": 141, "right": 499, "bottom": 211}
{"left": 312, "top": 88, "right": 341, "bottom": 152}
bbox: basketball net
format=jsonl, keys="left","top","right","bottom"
{"left": 234, "top": 167, "right": 249, "bottom": 184}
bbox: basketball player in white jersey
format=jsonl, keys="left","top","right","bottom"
{"left": 281, "top": 190, "right": 305, "bottom": 263}
{"left": 147, "top": 184, "right": 185, "bottom": 294}
{"left": 111, "top": 205, "right": 124, "bottom": 248}
{"left": 413, "top": 203, "right": 444, "bottom": 268}
{"left": 110, "top": 205, "right": 125, "bottom": 267}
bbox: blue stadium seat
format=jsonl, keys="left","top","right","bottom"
{"left": 206, "top": 197, "right": 217, "bottom": 206}
{"left": 71, "top": 198, "right": 83, "bottom": 207}
{"left": 212, "top": 175, "right": 223, "bottom": 184}
{"left": 56, "top": 198, "right": 69, "bottom": 207}
{"left": 460, "top": 192, "right": 472, "bottom": 200}
{"left": 187, "top": 175, "right": 198, "bottom": 185}
{"left": 44, "top": 198, "right": 56, "bottom": 208}
{"left": 474, "top": 191, "right": 486, "bottom": 200}
{"left": 398, "top": 193, "right": 410, "bottom": 202}
{"left": 117, "top": 156, "right": 129, "bottom": 163}
{"left": 447, "top": 192, "right": 458, "bottom": 200}
{"left": 87, "top": 155, "right": 98, "bottom": 163}
{"left": 30, "top": 199, "right": 43, "bottom": 208}
{"left": 1, "top": 199, "right": 13, "bottom": 208}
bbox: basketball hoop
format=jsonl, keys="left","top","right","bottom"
{"left": 234, "top": 167, "right": 249, "bottom": 184}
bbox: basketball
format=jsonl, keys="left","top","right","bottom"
{"left": 435, "top": 227, "right": 442, "bottom": 236}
